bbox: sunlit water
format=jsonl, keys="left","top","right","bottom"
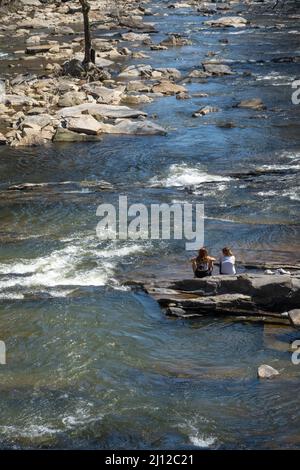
{"left": 0, "top": 1, "right": 299, "bottom": 449}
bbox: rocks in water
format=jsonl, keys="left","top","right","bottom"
{"left": 151, "top": 44, "right": 168, "bottom": 51}
{"left": 25, "top": 44, "right": 54, "bottom": 55}
{"left": 165, "top": 293, "right": 256, "bottom": 317}
{"left": 142, "top": 274, "right": 300, "bottom": 319}
{"left": 193, "top": 106, "right": 220, "bottom": 117}
{"left": 288, "top": 309, "right": 300, "bottom": 328}
{"left": 205, "top": 16, "right": 248, "bottom": 28}
{"left": 53, "top": 127, "right": 102, "bottom": 142}
{"left": 202, "top": 62, "right": 234, "bottom": 76}
{"left": 118, "top": 17, "right": 157, "bottom": 33}
{"left": 160, "top": 34, "right": 192, "bottom": 47}
{"left": 96, "top": 119, "right": 167, "bottom": 136}
{"left": 152, "top": 80, "right": 187, "bottom": 95}
{"left": 236, "top": 98, "right": 266, "bottom": 110}
{"left": 114, "top": 119, "right": 166, "bottom": 136}
{"left": 176, "top": 91, "right": 191, "bottom": 100}
{"left": 65, "top": 116, "right": 102, "bottom": 135}
{"left": 57, "top": 103, "right": 147, "bottom": 120}
{"left": 188, "top": 70, "right": 211, "bottom": 79}
{"left": 257, "top": 364, "right": 280, "bottom": 379}
{"left": 121, "top": 32, "right": 151, "bottom": 42}
{"left": 156, "top": 68, "right": 182, "bottom": 80}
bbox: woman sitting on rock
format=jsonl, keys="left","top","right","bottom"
{"left": 191, "top": 247, "right": 215, "bottom": 278}
{"left": 219, "top": 247, "right": 236, "bottom": 275}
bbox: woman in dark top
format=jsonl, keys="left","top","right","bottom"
{"left": 191, "top": 247, "right": 216, "bottom": 278}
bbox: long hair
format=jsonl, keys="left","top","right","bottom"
{"left": 197, "top": 247, "right": 208, "bottom": 262}
{"left": 222, "top": 247, "right": 233, "bottom": 256}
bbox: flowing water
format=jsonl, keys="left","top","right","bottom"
{"left": 0, "top": 1, "right": 299, "bottom": 449}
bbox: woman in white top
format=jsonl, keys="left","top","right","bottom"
{"left": 219, "top": 247, "right": 236, "bottom": 275}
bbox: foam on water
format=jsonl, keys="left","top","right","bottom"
{"left": 150, "top": 164, "right": 231, "bottom": 188}
{"left": 0, "top": 237, "right": 146, "bottom": 294}
{"left": 189, "top": 434, "right": 216, "bottom": 448}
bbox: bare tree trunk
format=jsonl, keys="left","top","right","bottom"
{"left": 79, "top": 0, "right": 92, "bottom": 65}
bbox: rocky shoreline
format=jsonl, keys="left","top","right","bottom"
{"left": 0, "top": 0, "right": 278, "bottom": 147}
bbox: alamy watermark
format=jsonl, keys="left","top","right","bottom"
{"left": 0, "top": 341, "right": 6, "bottom": 365}
{"left": 96, "top": 196, "right": 204, "bottom": 251}
{"left": 291, "top": 340, "right": 300, "bottom": 365}
{"left": 291, "top": 79, "right": 300, "bottom": 105}
{"left": 0, "top": 80, "right": 5, "bottom": 104}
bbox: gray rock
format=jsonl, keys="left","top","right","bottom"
{"left": 53, "top": 127, "right": 102, "bottom": 142}
{"left": 25, "top": 44, "right": 54, "bottom": 55}
{"left": 236, "top": 98, "right": 266, "bottom": 110}
{"left": 82, "top": 84, "right": 125, "bottom": 105}
{"left": 257, "top": 364, "right": 279, "bottom": 379}
{"left": 118, "top": 64, "right": 153, "bottom": 78}
{"left": 202, "top": 62, "right": 233, "bottom": 75}
{"left": 58, "top": 91, "right": 87, "bottom": 108}
{"left": 152, "top": 80, "right": 187, "bottom": 95}
{"left": 167, "top": 274, "right": 300, "bottom": 313}
{"left": 62, "top": 59, "right": 85, "bottom": 78}
{"left": 121, "top": 32, "right": 151, "bottom": 42}
{"left": 21, "top": 114, "right": 53, "bottom": 130}
{"left": 288, "top": 309, "right": 300, "bottom": 328}
{"left": 4, "top": 94, "right": 38, "bottom": 107}
{"left": 57, "top": 103, "right": 147, "bottom": 120}
{"left": 160, "top": 35, "right": 192, "bottom": 47}
{"left": 205, "top": 16, "right": 248, "bottom": 28}
{"left": 193, "top": 106, "right": 220, "bottom": 117}
{"left": 65, "top": 115, "right": 102, "bottom": 135}
{"left": 118, "top": 18, "right": 157, "bottom": 33}
{"left": 109, "top": 119, "right": 167, "bottom": 136}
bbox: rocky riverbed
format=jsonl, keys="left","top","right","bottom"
{"left": 1, "top": 0, "right": 293, "bottom": 147}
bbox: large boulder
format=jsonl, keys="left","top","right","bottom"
{"left": 56, "top": 103, "right": 147, "bottom": 120}
{"left": 160, "top": 274, "right": 300, "bottom": 313}
{"left": 87, "top": 119, "right": 166, "bottom": 136}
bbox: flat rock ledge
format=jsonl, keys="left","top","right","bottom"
{"left": 131, "top": 273, "right": 300, "bottom": 326}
